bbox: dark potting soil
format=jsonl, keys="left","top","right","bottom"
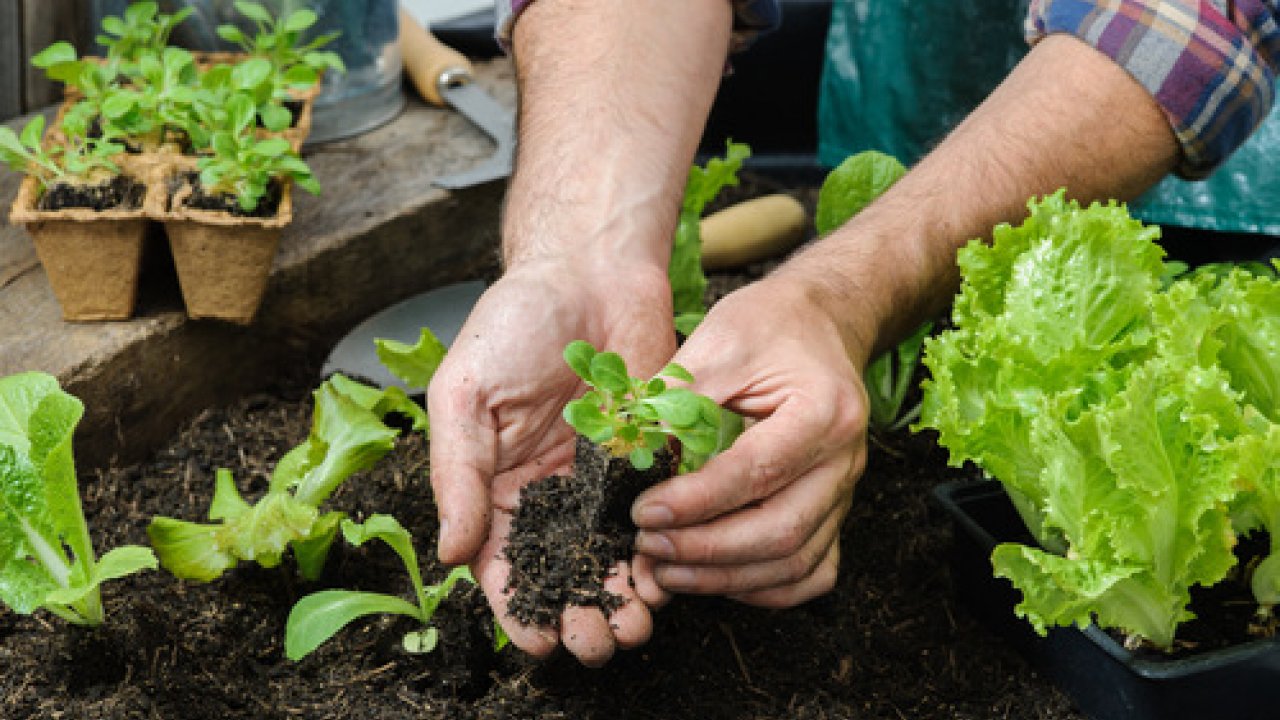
{"left": 37, "top": 175, "right": 145, "bottom": 212}
{"left": 504, "top": 437, "right": 678, "bottom": 627}
{"left": 0, "top": 173, "right": 1089, "bottom": 719}
{"left": 176, "top": 172, "right": 282, "bottom": 218}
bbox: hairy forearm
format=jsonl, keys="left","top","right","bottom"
{"left": 776, "top": 34, "right": 1179, "bottom": 365}
{"left": 503, "top": 0, "right": 733, "bottom": 270}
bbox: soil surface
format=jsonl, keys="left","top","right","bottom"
{"left": 175, "top": 172, "right": 282, "bottom": 218}
{"left": 504, "top": 438, "right": 677, "bottom": 627}
{"left": 38, "top": 175, "right": 145, "bottom": 212}
{"left": 0, "top": 173, "right": 1090, "bottom": 719}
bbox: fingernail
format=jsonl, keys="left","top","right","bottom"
{"left": 657, "top": 565, "right": 695, "bottom": 590}
{"left": 633, "top": 503, "right": 674, "bottom": 527}
{"left": 635, "top": 531, "right": 675, "bottom": 559}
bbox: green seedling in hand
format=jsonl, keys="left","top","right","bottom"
{"left": 561, "top": 341, "right": 738, "bottom": 472}
{"left": 285, "top": 515, "right": 474, "bottom": 660}
{"left": 0, "top": 372, "right": 156, "bottom": 626}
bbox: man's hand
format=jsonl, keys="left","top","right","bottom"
{"left": 427, "top": 259, "right": 674, "bottom": 666}
{"left": 631, "top": 278, "right": 869, "bottom": 606}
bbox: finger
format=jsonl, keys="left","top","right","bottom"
{"left": 728, "top": 539, "right": 842, "bottom": 609}
{"left": 635, "top": 455, "right": 855, "bottom": 565}
{"left": 427, "top": 370, "right": 497, "bottom": 565}
{"left": 630, "top": 553, "right": 673, "bottom": 608}
{"left": 560, "top": 606, "right": 616, "bottom": 668}
{"left": 633, "top": 398, "right": 830, "bottom": 528}
{"left": 653, "top": 509, "right": 844, "bottom": 596}
{"left": 600, "top": 560, "right": 653, "bottom": 649}
{"left": 472, "top": 511, "right": 559, "bottom": 657}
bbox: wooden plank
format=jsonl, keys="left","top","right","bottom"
{"left": 21, "top": 0, "right": 92, "bottom": 112}
{"left": 0, "top": 4, "right": 22, "bottom": 122}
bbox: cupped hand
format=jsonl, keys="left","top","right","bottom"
{"left": 630, "top": 277, "right": 870, "bottom": 607}
{"left": 426, "top": 258, "right": 674, "bottom": 666}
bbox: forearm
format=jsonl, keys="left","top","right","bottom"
{"left": 777, "top": 34, "right": 1179, "bottom": 365}
{"left": 502, "top": 0, "right": 733, "bottom": 271}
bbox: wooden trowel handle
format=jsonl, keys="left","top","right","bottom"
{"left": 399, "top": 8, "right": 472, "bottom": 106}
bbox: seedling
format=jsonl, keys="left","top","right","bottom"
{"left": 865, "top": 321, "right": 932, "bottom": 434}
{"left": 148, "top": 330, "right": 445, "bottom": 583}
{"left": 561, "top": 341, "right": 736, "bottom": 472}
{"left": 96, "top": 2, "right": 194, "bottom": 65}
{"left": 285, "top": 515, "right": 475, "bottom": 660}
{"left": 670, "top": 141, "right": 750, "bottom": 335}
{"left": 98, "top": 46, "right": 200, "bottom": 152}
{"left": 0, "top": 115, "right": 123, "bottom": 190}
{"left": 195, "top": 93, "right": 319, "bottom": 212}
{"left": 217, "top": 1, "right": 345, "bottom": 99}
{"left": 0, "top": 372, "right": 157, "bottom": 626}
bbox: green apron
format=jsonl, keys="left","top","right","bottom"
{"left": 817, "top": 0, "right": 1280, "bottom": 236}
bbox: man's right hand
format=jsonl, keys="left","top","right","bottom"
{"left": 426, "top": 258, "right": 675, "bottom": 666}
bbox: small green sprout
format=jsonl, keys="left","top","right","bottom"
{"left": 195, "top": 94, "right": 319, "bottom": 212}
{"left": 284, "top": 515, "right": 474, "bottom": 660}
{"left": 217, "top": 1, "right": 345, "bottom": 99}
{"left": 561, "top": 341, "right": 733, "bottom": 472}
{"left": 0, "top": 115, "right": 123, "bottom": 190}
{"left": 95, "top": 1, "right": 194, "bottom": 65}
{"left": 865, "top": 322, "right": 932, "bottom": 434}
{"left": 98, "top": 47, "right": 200, "bottom": 151}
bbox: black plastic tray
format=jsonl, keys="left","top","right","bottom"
{"left": 934, "top": 479, "right": 1280, "bottom": 720}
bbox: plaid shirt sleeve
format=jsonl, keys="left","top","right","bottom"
{"left": 496, "top": 0, "right": 781, "bottom": 53}
{"left": 1026, "top": 0, "right": 1280, "bottom": 179}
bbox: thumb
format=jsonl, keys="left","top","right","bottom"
{"left": 427, "top": 378, "right": 496, "bottom": 564}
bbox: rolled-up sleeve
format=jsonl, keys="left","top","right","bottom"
{"left": 496, "top": 0, "right": 781, "bottom": 53}
{"left": 1026, "top": 0, "right": 1280, "bottom": 179}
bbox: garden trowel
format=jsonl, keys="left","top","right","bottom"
{"left": 400, "top": 8, "right": 515, "bottom": 189}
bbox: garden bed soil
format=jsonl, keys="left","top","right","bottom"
{"left": 0, "top": 173, "right": 1086, "bottom": 719}
{"left": 38, "top": 176, "right": 146, "bottom": 212}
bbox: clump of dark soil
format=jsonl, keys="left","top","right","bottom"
{"left": 38, "top": 175, "right": 145, "bottom": 211}
{"left": 504, "top": 437, "right": 677, "bottom": 627}
{"left": 175, "top": 172, "right": 282, "bottom": 217}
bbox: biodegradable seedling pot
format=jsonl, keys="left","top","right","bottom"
{"left": 8, "top": 168, "right": 160, "bottom": 321}
{"left": 162, "top": 165, "right": 293, "bottom": 324}
{"left": 934, "top": 479, "right": 1280, "bottom": 720}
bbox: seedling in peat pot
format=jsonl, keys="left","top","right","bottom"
{"left": 285, "top": 515, "right": 476, "bottom": 660}
{"left": 0, "top": 373, "right": 157, "bottom": 626}
{"left": 95, "top": 1, "right": 194, "bottom": 65}
{"left": 217, "top": 1, "right": 345, "bottom": 100}
{"left": 0, "top": 115, "right": 125, "bottom": 192}
{"left": 194, "top": 93, "right": 320, "bottom": 212}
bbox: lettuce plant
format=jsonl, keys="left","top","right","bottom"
{"left": 98, "top": 47, "right": 200, "bottom": 152}
{"left": 148, "top": 330, "right": 445, "bottom": 582}
{"left": 561, "top": 341, "right": 738, "bottom": 472}
{"left": 95, "top": 1, "right": 193, "bottom": 65}
{"left": 216, "top": 1, "right": 345, "bottom": 100}
{"left": 0, "top": 372, "right": 156, "bottom": 626}
{"left": 195, "top": 93, "right": 320, "bottom": 212}
{"left": 918, "top": 190, "right": 1280, "bottom": 650}
{"left": 0, "top": 115, "right": 124, "bottom": 190}
{"left": 670, "top": 141, "right": 750, "bottom": 335}
{"left": 816, "top": 150, "right": 931, "bottom": 434}
{"left": 285, "top": 515, "right": 476, "bottom": 660}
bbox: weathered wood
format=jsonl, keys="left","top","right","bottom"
{"left": 0, "top": 4, "right": 21, "bottom": 122}
{"left": 21, "top": 0, "right": 92, "bottom": 111}
{"left": 0, "top": 60, "right": 514, "bottom": 471}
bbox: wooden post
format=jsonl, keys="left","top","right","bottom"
{"left": 0, "top": 4, "right": 22, "bottom": 121}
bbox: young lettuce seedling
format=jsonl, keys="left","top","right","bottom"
{"left": 816, "top": 150, "right": 931, "bottom": 434}
{"left": 284, "top": 515, "right": 474, "bottom": 660}
{"left": 148, "top": 329, "right": 446, "bottom": 583}
{"left": 217, "top": 1, "right": 345, "bottom": 100}
{"left": 669, "top": 140, "right": 751, "bottom": 336}
{"left": 0, "top": 115, "right": 124, "bottom": 190}
{"left": 196, "top": 93, "right": 320, "bottom": 212}
{"left": 561, "top": 341, "right": 738, "bottom": 473}
{"left": 0, "top": 372, "right": 157, "bottom": 626}
{"left": 95, "top": 1, "right": 194, "bottom": 65}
